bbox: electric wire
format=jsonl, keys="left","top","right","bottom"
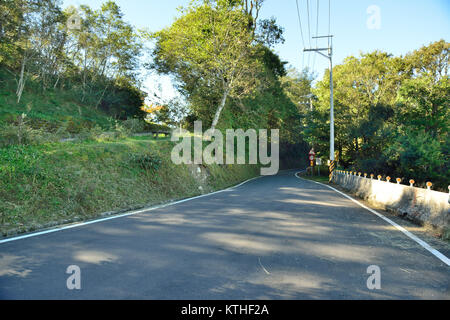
{"left": 295, "top": 0, "right": 307, "bottom": 71}
{"left": 312, "top": 0, "right": 320, "bottom": 75}
{"left": 306, "top": 0, "right": 312, "bottom": 71}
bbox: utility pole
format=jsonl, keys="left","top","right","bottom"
{"left": 304, "top": 35, "right": 335, "bottom": 181}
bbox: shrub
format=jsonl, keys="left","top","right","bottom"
{"left": 129, "top": 152, "right": 162, "bottom": 171}
{"left": 0, "top": 145, "right": 43, "bottom": 176}
{"left": 121, "top": 118, "right": 145, "bottom": 133}
{"left": 78, "top": 125, "right": 104, "bottom": 141}
{"left": 113, "top": 121, "right": 131, "bottom": 139}
{"left": 0, "top": 115, "right": 61, "bottom": 147}
{"left": 66, "top": 119, "right": 88, "bottom": 134}
{"left": 0, "top": 123, "right": 26, "bottom": 147}
{"left": 143, "top": 122, "right": 172, "bottom": 133}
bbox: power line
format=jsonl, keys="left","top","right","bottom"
{"left": 328, "top": 0, "right": 331, "bottom": 47}
{"left": 296, "top": 0, "right": 310, "bottom": 72}
{"left": 295, "top": 0, "right": 306, "bottom": 49}
{"left": 306, "top": 0, "right": 312, "bottom": 48}
{"left": 312, "top": 0, "right": 320, "bottom": 74}
{"left": 306, "top": 0, "right": 312, "bottom": 71}
{"left": 316, "top": 0, "right": 320, "bottom": 42}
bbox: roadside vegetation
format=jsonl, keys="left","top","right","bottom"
{"left": 298, "top": 165, "right": 331, "bottom": 184}
{"left": 0, "top": 135, "right": 260, "bottom": 236}
{"left": 304, "top": 41, "right": 449, "bottom": 191}
{"left": 0, "top": 0, "right": 448, "bottom": 235}
{"left": 300, "top": 175, "right": 330, "bottom": 184}
{"left": 0, "top": 0, "right": 303, "bottom": 236}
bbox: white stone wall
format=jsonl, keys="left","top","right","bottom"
{"left": 332, "top": 171, "right": 450, "bottom": 231}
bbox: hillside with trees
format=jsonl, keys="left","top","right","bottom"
{"left": 0, "top": 0, "right": 311, "bottom": 235}
{"left": 0, "top": 0, "right": 448, "bottom": 235}
{"left": 0, "top": 0, "right": 146, "bottom": 138}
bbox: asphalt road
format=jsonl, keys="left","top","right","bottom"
{"left": 1, "top": 170, "right": 449, "bottom": 299}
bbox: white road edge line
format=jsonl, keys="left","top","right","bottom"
{"left": 0, "top": 175, "right": 262, "bottom": 245}
{"left": 294, "top": 172, "right": 450, "bottom": 267}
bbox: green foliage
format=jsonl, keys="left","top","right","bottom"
{"left": 150, "top": 0, "right": 285, "bottom": 131}
{"left": 0, "top": 0, "right": 145, "bottom": 127}
{"left": 78, "top": 125, "right": 105, "bottom": 141}
{"left": 0, "top": 145, "right": 43, "bottom": 177}
{"left": 0, "top": 0, "right": 26, "bottom": 67}
{"left": 396, "top": 76, "right": 449, "bottom": 140}
{"left": 385, "top": 130, "right": 446, "bottom": 184}
{"left": 143, "top": 122, "right": 172, "bottom": 132}
{"left": 0, "top": 136, "right": 260, "bottom": 235}
{"left": 148, "top": 1, "right": 307, "bottom": 168}
{"left": 309, "top": 40, "right": 449, "bottom": 189}
{"left": 121, "top": 118, "right": 145, "bottom": 133}
{"left": 0, "top": 114, "right": 66, "bottom": 147}
{"left": 281, "top": 68, "right": 313, "bottom": 109}
{"left": 129, "top": 152, "right": 162, "bottom": 171}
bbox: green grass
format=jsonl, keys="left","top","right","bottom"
{"left": 0, "top": 135, "right": 260, "bottom": 236}
{"left": 0, "top": 69, "right": 113, "bottom": 130}
{"left": 298, "top": 168, "right": 331, "bottom": 184}
{"left": 0, "top": 69, "right": 261, "bottom": 237}
{"left": 301, "top": 175, "right": 330, "bottom": 183}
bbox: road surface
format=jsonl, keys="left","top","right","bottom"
{"left": 0, "top": 170, "right": 449, "bottom": 299}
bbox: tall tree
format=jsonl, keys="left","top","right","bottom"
{"left": 306, "top": 40, "right": 449, "bottom": 187}
{"left": 1, "top": 0, "right": 67, "bottom": 102}
{"left": 150, "top": 0, "right": 282, "bottom": 133}
{"left": 312, "top": 51, "right": 407, "bottom": 163}
{"left": 0, "top": 0, "right": 26, "bottom": 67}
{"left": 65, "top": 1, "right": 142, "bottom": 105}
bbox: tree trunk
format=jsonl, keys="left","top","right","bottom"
{"left": 82, "top": 50, "right": 87, "bottom": 102}
{"left": 94, "top": 83, "right": 110, "bottom": 110}
{"left": 16, "top": 57, "right": 27, "bottom": 104}
{"left": 209, "top": 87, "right": 229, "bottom": 134}
{"left": 53, "top": 73, "right": 60, "bottom": 89}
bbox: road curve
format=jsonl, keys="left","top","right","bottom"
{"left": 0, "top": 170, "right": 449, "bottom": 299}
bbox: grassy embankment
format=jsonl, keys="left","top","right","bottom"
{"left": 0, "top": 69, "right": 260, "bottom": 237}
{"left": 0, "top": 135, "right": 260, "bottom": 237}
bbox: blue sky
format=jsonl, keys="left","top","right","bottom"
{"left": 62, "top": 0, "right": 450, "bottom": 99}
